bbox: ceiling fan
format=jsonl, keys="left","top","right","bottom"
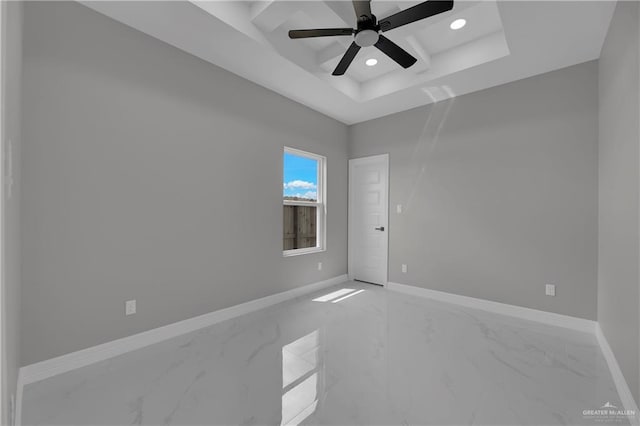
{"left": 288, "top": 0, "right": 454, "bottom": 76}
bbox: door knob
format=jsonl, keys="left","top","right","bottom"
{"left": 375, "top": 226, "right": 385, "bottom": 231}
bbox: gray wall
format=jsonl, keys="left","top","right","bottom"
{"left": 3, "top": 1, "right": 22, "bottom": 422}
{"left": 20, "top": 1, "right": 348, "bottom": 365}
{"left": 598, "top": 0, "right": 640, "bottom": 406}
{"left": 350, "top": 61, "right": 599, "bottom": 320}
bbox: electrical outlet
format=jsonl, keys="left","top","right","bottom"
{"left": 401, "top": 264, "right": 408, "bottom": 273}
{"left": 545, "top": 284, "right": 556, "bottom": 296}
{"left": 125, "top": 299, "right": 137, "bottom": 316}
{"left": 317, "top": 262, "right": 322, "bottom": 271}
{"left": 397, "top": 204, "right": 402, "bottom": 214}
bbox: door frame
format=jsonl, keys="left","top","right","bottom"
{"left": 348, "top": 154, "right": 389, "bottom": 286}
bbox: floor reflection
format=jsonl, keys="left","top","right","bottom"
{"left": 312, "top": 288, "right": 354, "bottom": 302}
{"left": 20, "top": 282, "right": 626, "bottom": 426}
{"left": 281, "top": 330, "right": 323, "bottom": 426}
{"left": 312, "top": 288, "right": 366, "bottom": 303}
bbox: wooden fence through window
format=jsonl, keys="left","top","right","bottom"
{"left": 283, "top": 205, "right": 317, "bottom": 250}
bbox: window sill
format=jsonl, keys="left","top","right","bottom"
{"left": 283, "top": 247, "right": 325, "bottom": 257}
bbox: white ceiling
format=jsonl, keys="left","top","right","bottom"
{"left": 81, "top": 1, "right": 615, "bottom": 125}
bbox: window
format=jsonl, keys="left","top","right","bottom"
{"left": 283, "top": 147, "right": 326, "bottom": 256}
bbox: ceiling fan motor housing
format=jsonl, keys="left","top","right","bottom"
{"left": 355, "top": 14, "right": 380, "bottom": 47}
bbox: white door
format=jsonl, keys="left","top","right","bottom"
{"left": 349, "top": 154, "right": 389, "bottom": 286}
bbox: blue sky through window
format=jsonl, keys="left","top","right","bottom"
{"left": 284, "top": 152, "right": 318, "bottom": 201}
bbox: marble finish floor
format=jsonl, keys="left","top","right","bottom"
{"left": 22, "top": 282, "right": 626, "bottom": 425}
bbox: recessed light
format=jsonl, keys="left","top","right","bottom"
{"left": 365, "top": 58, "right": 378, "bottom": 67}
{"left": 450, "top": 18, "right": 466, "bottom": 30}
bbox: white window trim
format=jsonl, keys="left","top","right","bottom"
{"left": 283, "top": 147, "right": 326, "bottom": 257}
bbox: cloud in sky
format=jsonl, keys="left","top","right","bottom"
{"left": 285, "top": 191, "right": 318, "bottom": 200}
{"left": 300, "top": 191, "right": 317, "bottom": 200}
{"left": 283, "top": 180, "right": 317, "bottom": 190}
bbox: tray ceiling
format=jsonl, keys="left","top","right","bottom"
{"left": 81, "top": 1, "right": 615, "bottom": 124}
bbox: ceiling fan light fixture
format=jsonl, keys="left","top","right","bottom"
{"left": 355, "top": 29, "right": 379, "bottom": 47}
{"left": 365, "top": 58, "right": 378, "bottom": 66}
{"left": 450, "top": 18, "right": 466, "bottom": 30}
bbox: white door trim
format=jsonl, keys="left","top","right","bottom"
{"left": 348, "top": 154, "right": 389, "bottom": 286}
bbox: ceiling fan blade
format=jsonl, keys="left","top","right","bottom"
{"left": 352, "top": 0, "right": 372, "bottom": 20}
{"left": 379, "top": 0, "right": 453, "bottom": 32}
{"left": 332, "top": 42, "right": 361, "bottom": 76}
{"left": 374, "top": 35, "right": 417, "bottom": 68}
{"left": 288, "top": 28, "right": 354, "bottom": 39}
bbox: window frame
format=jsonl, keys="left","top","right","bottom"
{"left": 283, "top": 147, "right": 326, "bottom": 257}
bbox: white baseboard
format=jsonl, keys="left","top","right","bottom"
{"left": 18, "top": 274, "right": 348, "bottom": 390}
{"left": 386, "top": 282, "right": 596, "bottom": 334}
{"left": 595, "top": 324, "right": 640, "bottom": 425}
